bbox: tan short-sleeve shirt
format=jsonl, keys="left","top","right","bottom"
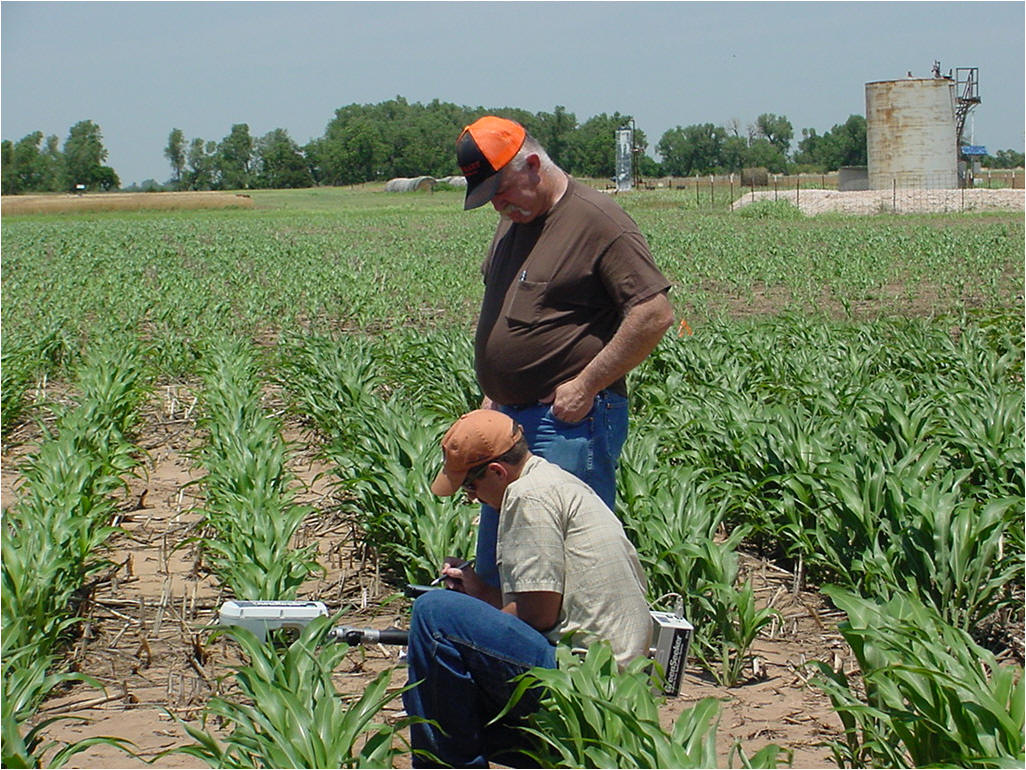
{"left": 496, "top": 455, "right": 651, "bottom": 666}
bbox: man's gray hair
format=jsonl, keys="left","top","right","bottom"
{"left": 509, "top": 133, "right": 556, "bottom": 172}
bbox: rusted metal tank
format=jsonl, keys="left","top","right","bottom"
{"left": 865, "top": 77, "right": 958, "bottom": 190}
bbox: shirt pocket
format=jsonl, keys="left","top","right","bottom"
{"left": 504, "top": 279, "right": 549, "bottom": 326}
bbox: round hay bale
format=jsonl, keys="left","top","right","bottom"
{"left": 385, "top": 176, "right": 436, "bottom": 193}
{"left": 741, "top": 167, "right": 769, "bottom": 187}
{"left": 437, "top": 176, "right": 468, "bottom": 188}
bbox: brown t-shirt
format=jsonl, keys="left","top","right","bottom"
{"left": 475, "top": 179, "right": 670, "bottom": 405}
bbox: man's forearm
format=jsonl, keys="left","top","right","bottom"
{"left": 545, "top": 292, "right": 672, "bottom": 422}
{"left": 575, "top": 292, "right": 674, "bottom": 396}
{"left": 502, "top": 590, "right": 563, "bottom": 632}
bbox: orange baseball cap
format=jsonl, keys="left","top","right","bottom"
{"left": 456, "top": 116, "right": 526, "bottom": 210}
{"left": 431, "top": 410, "right": 524, "bottom": 496}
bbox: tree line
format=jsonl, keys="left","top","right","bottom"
{"left": 3, "top": 97, "right": 1024, "bottom": 194}
{"left": 1, "top": 120, "right": 120, "bottom": 195}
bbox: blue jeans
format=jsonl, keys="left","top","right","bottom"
{"left": 475, "top": 390, "right": 629, "bottom": 588}
{"left": 403, "top": 590, "right": 557, "bottom": 768}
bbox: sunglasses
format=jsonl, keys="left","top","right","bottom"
{"left": 461, "top": 461, "right": 492, "bottom": 491}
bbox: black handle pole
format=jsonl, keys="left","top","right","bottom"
{"left": 330, "top": 626, "right": 409, "bottom": 646}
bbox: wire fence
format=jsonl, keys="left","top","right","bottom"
{"left": 627, "top": 170, "right": 1024, "bottom": 213}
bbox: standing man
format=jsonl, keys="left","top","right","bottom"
{"left": 403, "top": 409, "right": 651, "bottom": 768}
{"left": 456, "top": 116, "right": 674, "bottom": 587}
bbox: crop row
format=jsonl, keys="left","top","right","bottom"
{"left": 2, "top": 342, "right": 146, "bottom": 766}
{"left": 192, "top": 339, "right": 321, "bottom": 599}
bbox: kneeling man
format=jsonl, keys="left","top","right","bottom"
{"left": 402, "top": 410, "right": 650, "bottom": 767}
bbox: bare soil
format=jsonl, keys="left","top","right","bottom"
{"left": 2, "top": 384, "right": 849, "bottom": 770}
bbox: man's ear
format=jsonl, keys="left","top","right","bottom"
{"left": 524, "top": 153, "right": 542, "bottom": 172}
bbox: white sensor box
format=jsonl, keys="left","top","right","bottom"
{"left": 649, "top": 610, "right": 694, "bottom": 696}
{"left": 218, "top": 600, "right": 328, "bottom": 641}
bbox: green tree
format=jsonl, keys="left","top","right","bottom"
{"left": 534, "top": 106, "right": 577, "bottom": 169}
{"left": 744, "top": 138, "right": 788, "bottom": 173}
{"left": 794, "top": 115, "right": 866, "bottom": 171}
{"left": 793, "top": 128, "right": 825, "bottom": 168}
{"left": 6, "top": 132, "right": 50, "bottom": 192}
{"left": 381, "top": 98, "right": 468, "bottom": 178}
{"left": 62, "top": 120, "right": 111, "bottom": 191}
{"left": 982, "top": 149, "right": 1025, "bottom": 168}
{"left": 254, "top": 128, "right": 313, "bottom": 189}
{"left": 754, "top": 113, "right": 793, "bottom": 156}
{"left": 566, "top": 112, "right": 638, "bottom": 178}
{"left": 165, "top": 128, "right": 186, "bottom": 188}
{"left": 1, "top": 139, "right": 13, "bottom": 194}
{"left": 42, "top": 134, "right": 63, "bottom": 189}
{"left": 829, "top": 114, "right": 867, "bottom": 167}
{"left": 319, "top": 108, "right": 389, "bottom": 185}
{"left": 657, "top": 123, "right": 726, "bottom": 176}
{"left": 637, "top": 154, "right": 662, "bottom": 178}
{"left": 217, "top": 123, "right": 254, "bottom": 189}
{"left": 319, "top": 104, "right": 387, "bottom": 184}
{"left": 184, "top": 137, "right": 216, "bottom": 190}
{"left": 720, "top": 135, "right": 749, "bottom": 173}
{"left": 93, "top": 165, "right": 121, "bottom": 191}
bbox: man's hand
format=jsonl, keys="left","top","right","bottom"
{"left": 440, "top": 560, "right": 501, "bottom": 608}
{"left": 541, "top": 378, "right": 596, "bottom": 424}
{"left": 541, "top": 292, "right": 674, "bottom": 423}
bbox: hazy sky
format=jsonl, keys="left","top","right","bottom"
{"left": 2, "top": 1, "right": 1023, "bottom": 185}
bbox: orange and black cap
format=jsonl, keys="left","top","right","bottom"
{"left": 456, "top": 116, "right": 526, "bottom": 210}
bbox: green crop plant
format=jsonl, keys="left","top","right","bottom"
{"left": 277, "top": 331, "right": 479, "bottom": 583}
{"left": 787, "top": 443, "right": 1022, "bottom": 628}
{"left": 172, "top": 618, "right": 414, "bottom": 768}
{"left": 814, "top": 587, "right": 1024, "bottom": 768}
{"left": 328, "top": 399, "right": 477, "bottom": 583}
{"left": 275, "top": 333, "right": 387, "bottom": 443}
{"left": 1, "top": 341, "right": 146, "bottom": 767}
{"left": 3, "top": 189, "right": 1023, "bottom": 765}
{"left": 681, "top": 541, "right": 779, "bottom": 687}
{"left": 939, "top": 385, "right": 1025, "bottom": 496}
{"left": 2, "top": 341, "right": 146, "bottom": 654}
{"left": 379, "top": 327, "right": 480, "bottom": 420}
{"left": 618, "top": 459, "right": 777, "bottom": 686}
{"left": 192, "top": 337, "right": 322, "bottom": 599}
{"left": 5, "top": 199, "right": 1020, "bottom": 387}
{"left": 1, "top": 647, "right": 133, "bottom": 768}
{"left": 734, "top": 200, "right": 804, "bottom": 220}
{"left": 1, "top": 345, "right": 37, "bottom": 446}
{"left": 868, "top": 470, "right": 1021, "bottom": 630}
{"left": 507, "top": 643, "right": 786, "bottom": 768}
